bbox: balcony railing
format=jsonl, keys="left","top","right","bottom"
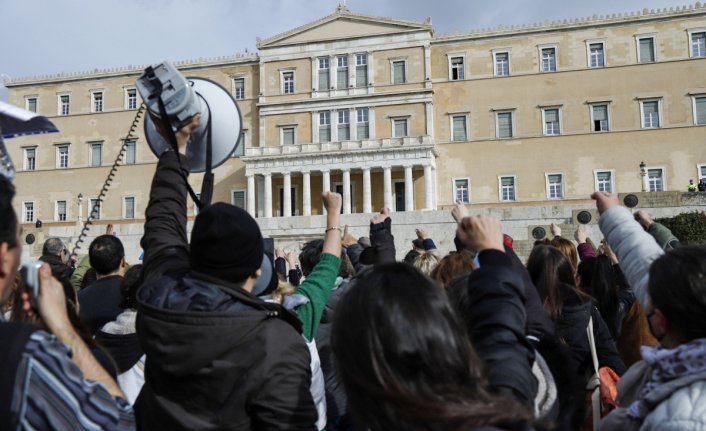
{"left": 244, "top": 135, "right": 433, "bottom": 157}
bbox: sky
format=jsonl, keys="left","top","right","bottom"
{"left": 0, "top": 0, "right": 690, "bottom": 99}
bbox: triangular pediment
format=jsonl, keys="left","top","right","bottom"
{"left": 257, "top": 6, "right": 432, "bottom": 49}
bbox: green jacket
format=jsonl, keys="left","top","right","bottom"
{"left": 647, "top": 222, "right": 680, "bottom": 251}
{"left": 295, "top": 253, "right": 341, "bottom": 341}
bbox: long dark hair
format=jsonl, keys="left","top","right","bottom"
{"left": 331, "top": 263, "right": 531, "bottom": 431}
{"left": 588, "top": 255, "right": 621, "bottom": 338}
{"left": 527, "top": 245, "right": 589, "bottom": 321}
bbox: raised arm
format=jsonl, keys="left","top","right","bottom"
{"left": 140, "top": 115, "right": 200, "bottom": 284}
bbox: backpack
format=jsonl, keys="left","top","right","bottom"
{"left": 584, "top": 316, "right": 620, "bottom": 431}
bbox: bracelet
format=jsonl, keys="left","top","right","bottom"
{"left": 325, "top": 226, "right": 341, "bottom": 233}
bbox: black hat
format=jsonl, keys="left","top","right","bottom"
{"left": 190, "top": 203, "right": 263, "bottom": 283}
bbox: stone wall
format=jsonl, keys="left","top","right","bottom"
{"left": 22, "top": 192, "right": 706, "bottom": 264}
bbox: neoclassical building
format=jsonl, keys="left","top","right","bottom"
{"left": 5, "top": 4, "right": 706, "bottom": 258}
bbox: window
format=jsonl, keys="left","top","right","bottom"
{"left": 57, "top": 145, "right": 69, "bottom": 168}
{"left": 392, "top": 60, "right": 406, "bottom": 84}
{"left": 453, "top": 178, "right": 470, "bottom": 203}
{"left": 499, "top": 176, "right": 516, "bottom": 201}
{"left": 233, "top": 130, "right": 246, "bottom": 157}
{"left": 641, "top": 100, "right": 661, "bottom": 128}
{"left": 23, "top": 202, "right": 35, "bottom": 223}
{"left": 58, "top": 94, "right": 70, "bottom": 115}
{"left": 125, "top": 88, "right": 138, "bottom": 110}
{"left": 318, "top": 58, "right": 330, "bottom": 91}
{"left": 26, "top": 97, "right": 37, "bottom": 113}
{"left": 123, "top": 196, "right": 135, "bottom": 219}
{"left": 591, "top": 104, "right": 610, "bottom": 131}
{"left": 319, "top": 112, "right": 331, "bottom": 142}
{"left": 637, "top": 36, "right": 656, "bottom": 63}
{"left": 588, "top": 42, "right": 605, "bottom": 68}
{"left": 337, "top": 56, "right": 349, "bottom": 89}
{"left": 546, "top": 174, "right": 564, "bottom": 199}
{"left": 690, "top": 31, "right": 706, "bottom": 58}
{"left": 338, "top": 111, "right": 350, "bottom": 140}
{"left": 693, "top": 96, "right": 706, "bottom": 125}
{"left": 55, "top": 200, "right": 67, "bottom": 221}
{"left": 541, "top": 47, "right": 556, "bottom": 72}
{"left": 496, "top": 111, "right": 514, "bottom": 138}
{"left": 91, "top": 91, "right": 104, "bottom": 113}
{"left": 89, "top": 143, "right": 102, "bottom": 167}
{"left": 231, "top": 190, "right": 246, "bottom": 209}
{"left": 355, "top": 54, "right": 368, "bottom": 87}
{"left": 451, "top": 115, "right": 468, "bottom": 141}
{"left": 493, "top": 51, "right": 510, "bottom": 76}
{"left": 449, "top": 56, "right": 465, "bottom": 80}
{"left": 699, "top": 164, "right": 706, "bottom": 182}
{"left": 595, "top": 171, "right": 613, "bottom": 193}
{"left": 23, "top": 147, "right": 36, "bottom": 171}
{"left": 393, "top": 118, "right": 408, "bottom": 137}
{"left": 124, "top": 140, "right": 136, "bottom": 164}
{"left": 88, "top": 198, "right": 101, "bottom": 220}
{"left": 356, "top": 108, "right": 369, "bottom": 139}
{"left": 282, "top": 71, "right": 295, "bottom": 94}
{"left": 647, "top": 168, "right": 664, "bottom": 192}
{"left": 543, "top": 108, "right": 561, "bottom": 135}
{"left": 281, "top": 127, "right": 295, "bottom": 146}
{"left": 233, "top": 77, "right": 245, "bottom": 99}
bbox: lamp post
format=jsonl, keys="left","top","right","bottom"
{"left": 77, "top": 193, "right": 83, "bottom": 224}
{"left": 640, "top": 161, "right": 647, "bottom": 192}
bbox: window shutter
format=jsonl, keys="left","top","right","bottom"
{"left": 393, "top": 62, "right": 405, "bottom": 83}
{"left": 452, "top": 116, "right": 466, "bottom": 140}
{"left": 545, "top": 109, "right": 558, "bottom": 123}
{"left": 695, "top": 97, "right": 706, "bottom": 124}
{"left": 498, "top": 113, "right": 512, "bottom": 137}
{"left": 640, "top": 38, "right": 655, "bottom": 62}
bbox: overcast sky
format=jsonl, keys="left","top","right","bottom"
{"left": 0, "top": 0, "right": 689, "bottom": 98}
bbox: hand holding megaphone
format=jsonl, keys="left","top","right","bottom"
{"left": 149, "top": 111, "right": 201, "bottom": 155}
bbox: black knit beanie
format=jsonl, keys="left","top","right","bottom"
{"left": 190, "top": 202, "right": 264, "bottom": 283}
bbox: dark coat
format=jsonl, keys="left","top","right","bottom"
{"left": 77, "top": 275, "right": 123, "bottom": 335}
{"left": 135, "top": 152, "right": 317, "bottom": 431}
{"left": 448, "top": 249, "right": 538, "bottom": 408}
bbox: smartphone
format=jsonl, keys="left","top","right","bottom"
{"left": 20, "top": 259, "right": 43, "bottom": 309}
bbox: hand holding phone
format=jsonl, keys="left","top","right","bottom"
{"left": 20, "top": 259, "right": 43, "bottom": 310}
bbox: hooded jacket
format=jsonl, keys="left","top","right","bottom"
{"left": 135, "top": 151, "right": 317, "bottom": 431}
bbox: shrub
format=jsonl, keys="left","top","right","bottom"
{"left": 655, "top": 211, "right": 706, "bottom": 245}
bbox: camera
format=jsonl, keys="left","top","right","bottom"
{"left": 20, "top": 259, "right": 43, "bottom": 308}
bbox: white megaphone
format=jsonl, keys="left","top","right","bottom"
{"left": 136, "top": 62, "right": 242, "bottom": 173}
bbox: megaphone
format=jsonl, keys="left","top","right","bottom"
{"left": 136, "top": 62, "right": 242, "bottom": 173}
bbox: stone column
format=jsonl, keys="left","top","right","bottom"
{"left": 362, "top": 167, "right": 372, "bottom": 213}
{"left": 404, "top": 165, "right": 414, "bottom": 212}
{"left": 383, "top": 166, "right": 392, "bottom": 210}
{"left": 342, "top": 169, "right": 351, "bottom": 214}
{"left": 303, "top": 171, "right": 311, "bottom": 216}
{"left": 423, "top": 165, "right": 433, "bottom": 210}
{"left": 247, "top": 174, "right": 256, "bottom": 216}
{"left": 283, "top": 172, "right": 292, "bottom": 217}
{"left": 322, "top": 170, "right": 331, "bottom": 214}
{"left": 264, "top": 173, "right": 273, "bottom": 218}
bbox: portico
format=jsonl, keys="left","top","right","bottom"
{"left": 243, "top": 136, "right": 438, "bottom": 217}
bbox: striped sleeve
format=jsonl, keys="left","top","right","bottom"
{"left": 12, "top": 331, "right": 134, "bottom": 431}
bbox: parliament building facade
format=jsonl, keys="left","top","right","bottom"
{"left": 5, "top": 4, "right": 706, "bottom": 258}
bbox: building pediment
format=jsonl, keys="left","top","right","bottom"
{"left": 256, "top": 5, "right": 432, "bottom": 49}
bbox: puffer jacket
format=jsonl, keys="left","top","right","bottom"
{"left": 598, "top": 206, "right": 664, "bottom": 310}
{"left": 599, "top": 365, "right": 706, "bottom": 430}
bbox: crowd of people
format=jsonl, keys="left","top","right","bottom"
{"left": 1, "top": 115, "right": 705, "bottom": 430}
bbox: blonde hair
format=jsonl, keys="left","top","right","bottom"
{"left": 270, "top": 280, "right": 296, "bottom": 304}
{"left": 413, "top": 251, "right": 441, "bottom": 276}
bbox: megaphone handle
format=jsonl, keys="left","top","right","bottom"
{"left": 155, "top": 90, "right": 205, "bottom": 210}
{"left": 197, "top": 97, "right": 215, "bottom": 207}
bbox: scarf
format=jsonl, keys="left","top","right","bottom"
{"left": 627, "top": 338, "right": 706, "bottom": 418}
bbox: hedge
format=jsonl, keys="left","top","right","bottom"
{"left": 655, "top": 211, "right": 706, "bottom": 245}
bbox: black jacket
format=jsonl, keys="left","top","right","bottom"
{"left": 448, "top": 249, "right": 538, "bottom": 408}
{"left": 135, "top": 152, "right": 317, "bottom": 431}
{"left": 555, "top": 284, "right": 627, "bottom": 377}
{"left": 78, "top": 275, "right": 123, "bottom": 335}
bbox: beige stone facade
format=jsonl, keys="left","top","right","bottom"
{"left": 4, "top": 4, "right": 706, "bottom": 260}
